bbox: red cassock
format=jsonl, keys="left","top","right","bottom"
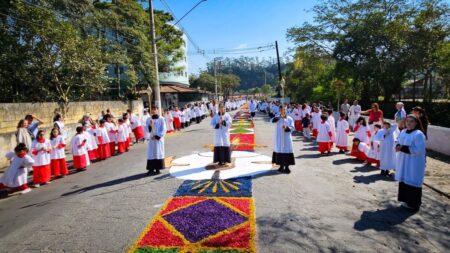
{"left": 88, "top": 149, "right": 99, "bottom": 161}
{"left": 173, "top": 117, "right": 181, "bottom": 129}
{"left": 118, "top": 141, "right": 127, "bottom": 153}
{"left": 294, "top": 120, "right": 303, "bottom": 131}
{"left": 133, "top": 125, "right": 145, "bottom": 140}
{"left": 312, "top": 129, "right": 318, "bottom": 137}
{"left": 350, "top": 144, "right": 368, "bottom": 161}
{"left": 32, "top": 164, "right": 51, "bottom": 184}
{"left": 97, "top": 143, "right": 111, "bottom": 159}
{"left": 318, "top": 142, "right": 331, "bottom": 153}
{"left": 72, "top": 154, "right": 87, "bottom": 169}
{"left": 51, "top": 158, "right": 68, "bottom": 176}
{"left": 109, "top": 142, "right": 116, "bottom": 155}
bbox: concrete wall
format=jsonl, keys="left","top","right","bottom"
{"left": 0, "top": 100, "right": 143, "bottom": 169}
{"left": 426, "top": 125, "right": 450, "bottom": 156}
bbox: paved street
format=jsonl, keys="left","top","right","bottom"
{"left": 0, "top": 112, "right": 449, "bottom": 253}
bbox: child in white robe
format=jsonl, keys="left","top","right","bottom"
{"left": 104, "top": 114, "right": 117, "bottom": 156}
{"left": 317, "top": 114, "right": 332, "bottom": 155}
{"left": 377, "top": 121, "right": 397, "bottom": 176}
{"left": 336, "top": 112, "right": 350, "bottom": 152}
{"left": 351, "top": 138, "right": 370, "bottom": 162}
{"left": 71, "top": 126, "right": 88, "bottom": 171}
{"left": 49, "top": 127, "right": 68, "bottom": 178}
{"left": 117, "top": 119, "right": 129, "bottom": 154}
{"left": 354, "top": 117, "right": 371, "bottom": 145}
{"left": 395, "top": 115, "right": 426, "bottom": 210}
{"left": 0, "top": 143, "right": 34, "bottom": 194}
{"left": 96, "top": 120, "right": 111, "bottom": 160}
{"left": 165, "top": 109, "right": 174, "bottom": 133}
{"left": 327, "top": 109, "right": 336, "bottom": 149}
{"left": 31, "top": 130, "right": 52, "bottom": 187}
{"left": 367, "top": 124, "right": 381, "bottom": 167}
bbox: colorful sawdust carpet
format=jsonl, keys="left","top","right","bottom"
{"left": 129, "top": 178, "right": 256, "bottom": 253}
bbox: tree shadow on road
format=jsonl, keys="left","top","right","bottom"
{"left": 296, "top": 154, "right": 321, "bottom": 159}
{"left": 353, "top": 174, "right": 395, "bottom": 184}
{"left": 332, "top": 157, "right": 361, "bottom": 165}
{"left": 60, "top": 173, "right": 148, "bottom": 196}
{"left": 354, "top": 206, "right": 416, "bottom": 232}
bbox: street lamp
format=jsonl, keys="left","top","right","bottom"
{"left": 148, "top": 0, "right": 207, "bottom": 115}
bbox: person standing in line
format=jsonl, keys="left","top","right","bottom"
{"left": 127, "top": 109, "right": 145, "bottom": 143}
{"left": 302, "top": 113, "right": 312, "bottom": 140}
{"left": 348, "top": 100, "right": 361, "bottom": 130}
{"left": 211, "top": 104, "right": 232, "bottom": 166}
{"left": 146, "top": 106, "right": 167, "bottom": 176}
{"left": 141, "top": 109, "right": 151, "bottom": 142}
{"left": 171, "top": 106, "right": 182, "bottom": 131}
{"left": 377, "top": 121, "right": 397, "bottom": 176}
{"left": 340, "top": 99, "right": 350, "bottom": 120}
{"left": 104, "top": 114, "right": 117, "bottom": 156}
{"left": 31, "top": 130, "right": 52, "bottom": 187}
{"left": 53, "top": 113, "right": 67, "bottom": 140}
{"left": 271, "top": 106, "right": 295, "bottom": 174}
{"left": 70, "top": 126, "right": 89, "bottom": 171}
{"left": 335, "top": 112, "right": 350, "bottom": 153}
{"left": 317, "top": 114, "right": 332, "bottom": 155}
{"left": 395, "top": 115, "right": 426, "bottom": 211}
{"left": 49, "top": 127, "right": 68, "bottom": 178}
{"left": 96, "top": 120, "right": 111, "bottom": 160}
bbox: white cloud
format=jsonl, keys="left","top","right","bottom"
{"left": 234, "top": 43, "right": 248, "bottom": 49}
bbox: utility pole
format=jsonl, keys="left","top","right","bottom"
{"left": 275, "top": 41, "right": 283, "bottom": 98}
{"left": 264, "top": 70, "right": 267, "bottom": 85}
{"left": 214, "top": 58, "right": 218, "bottom": 101}
{"left": 149, "top": 0, "right": 162, "bottom": 115}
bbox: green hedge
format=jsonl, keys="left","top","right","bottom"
{"left": 380, "top": 101, "right": 450, "bottom": 128}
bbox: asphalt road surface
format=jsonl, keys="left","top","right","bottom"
{"left": 0, "top": 112, "right": 448, "bottom": 253}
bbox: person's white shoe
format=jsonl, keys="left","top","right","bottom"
{"left": 20, "top": 188, "right": 31, "bottom": 194}
{"left": 32, "top": 184, "right": 40, "bottom": 188}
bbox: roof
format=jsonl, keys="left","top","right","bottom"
{"left": 137, "top": 83, "right": 211, "bottom": 94}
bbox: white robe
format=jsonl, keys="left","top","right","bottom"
{"left": 165, "top": 112, "right": 174, "bottom": 132}
{"left": 336, "top": 119, "right": 349, "bottom": 147}
{"left": 211, "top": 113, "right": 232, "bottom": 147}
{"left": 368, "top": 131, "right": 381, "bottom": 161}
{"left": 311, "top": 112, "right": 321, "bottom": 130}
{"left": 147, "top": 116, "right": 166, "bottom": 160}
{"left": 0, "top": 152, "right": 34, "bottom": 187}
{"left": 54, "top": 121, "right": 67, "bottom": 140}
{"left": 70, "top": 134, "right": 88, "bottom": 156}
{"left": 249, "top": 101, "right": 257, "bottom": 113}
{"left": 104, "top": 122, "right": 116, "bottom": 143}
{"left": 327, "top": 116, "right": 336, "bottom": 142}
{"left": 50, "top": 135, "right": 66, "bottom": 160}
{"left": 117, "top": 124, "right": 128, "bottom": 142}
{"left": 31, "top": 139, "right": 51, "bottom": 166}
{"left": 272, "top": 116, "right": 295, "bottom": 153}
{"left": 354, "top": 124, "right": 370, "bottom": 144}
{"left": 395, "top": 129, "right": 426, "bottom": 187}
{"left": 317, "top": 121, "right": 332, "bottom": 143}
{"left": 141, "top": 114, "right": 151, "bottom": 140}
{"left": 96, "top": 126, "right": 110, "bottom": 144}
{"left": 375, "top": 126, "right": 397, "bottom": 170}
{"left": 129, "top": 114, "right": 142, "bottom": 130}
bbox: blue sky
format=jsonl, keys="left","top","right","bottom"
{"left": 150, "top": 0, "right": 317, "bottom": 74}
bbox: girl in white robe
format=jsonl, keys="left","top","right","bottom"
{"left": 326, "top": 109, "right": 336, "bottom": 148}
{"left": 104, "top": 115, "right": 117, "bottom": 156}
{"left": 96, "top": 120, "right": 111, "bottom": 160}
{"left": 0, "top": 143, "right": 34, "bottom": 194}
{"left": 146, "top": 107, "right": 167, "bottom": 176}
{"left": 336, "top": 112, "right": 350, "bottom": 152}
{"left": 53, "top": 114, "right": 67, "bottom": 140}
{"left": 31, "top": 130, "right": 52, "bottom": 186}
{"left": 164, "top": 109, "right": 174, "bottom": 133}
{"left": 271, "top": 106, "right": 295, "bottom": 174}
{"left": 350, "top": 138, "right": 370, "bottom": 161}
{"left": 367, "top": 124, "right": 381, "bottom": 167}
{"left": 211, "top": 104, "right": 232, "bottom": 165}
{"left": 311, "top": 107, "right": 322, "bottom": 138}
{"left": 395, "top": 115, "right": 426, "bottom": 211}
{"left": 354, "top": 117, "right": 371, "bottom": 145}
{"left": 70, "top": 126, "right": 88, "bottom": 171}
{"left": 317, "top": 114, "right": 332, "bottom": 154}
{"left": 141, "top": 109, "right": 151, "bottom": 141}
{"left": 376, "top": 121, "right": 397, "bottom": 176}
{"left": 49, "top": 128, "right": 68, "bottom": 177}
{"left": 117, "top": 119, "right": 128, "bottom": 154}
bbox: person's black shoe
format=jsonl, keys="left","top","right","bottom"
{"left": 339, "top": 150, "right": 345, "bottom": 154}
{"left": 284, "top": 167, "right": 291, "bottom": 174}
{"left": 278, "top": 166, "right": 284, "bottom": 172}
{"left": 146, "top": 171, "right": 152, "bottom": 176}
{"left": 380, "top": 170, "right": 386, "bottom": 176}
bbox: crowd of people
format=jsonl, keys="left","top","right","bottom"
{"left": 257, "top": 99, "right": 429, "bottom": 211}
{"left": 1, "top": 97, "right": 431, "bottom": 211}
{"left": 0, "top": 100, "right": 246, "bottom": 195}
